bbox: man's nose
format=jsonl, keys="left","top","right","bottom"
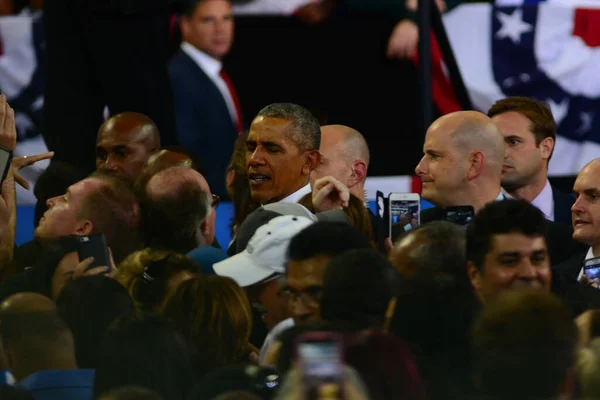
{"left": 103, "top": 155, "right": 120, "bottom": 171}
{"left": 247, "top": 149, "right": 265, "bottom": 166}
{"left": 415, "top": 156, "right": 426, "bottom": 176}
{"left": 46, "top": 195, "right": 59, "bottom": 208}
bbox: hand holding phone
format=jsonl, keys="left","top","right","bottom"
{"left": 389, "top": 193, "right": 420, "bottom": 242}
{"left": 579, "top": 257, "right": 600, "bottom": 289}
{"left": 75, "top": 233, "right": 111, "bottom": 272}
{"left": 296, "top": 332, "right": 345, "bottom": 400}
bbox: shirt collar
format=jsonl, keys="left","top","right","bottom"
{"left": 530, "top": 180, "right": 554, "bottom": 221}
{"left": 495, "top": 191, "right": 505, "bottom": 202}
{"left": 180, "top": 42, "right": 222, "bottom": 77}
{"left": 502, "top": 180, "right": 554, "bottom": 221}
{"left": 278, "top": 183, "right": 312, "bottom": 204}
{"left": 586, "top": 247, "right": 596, "bottom": 261}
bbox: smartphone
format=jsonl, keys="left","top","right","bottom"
{"left": 580, "top": 257, "right": 600, "bottom": 288}
{"left": 0, "top": 147, "right": 13, "bottom": 186}
{"left": 75, "top": 233, "right": 110, "bottom": 271}
{"left": 444, "top": 206, "right": 475, "bottom": 227}
{"left": 296, "top": 332, "right": 345, "bottom": 400}
{"left": 389, "top": 193, "right": 421, "bottom": 241}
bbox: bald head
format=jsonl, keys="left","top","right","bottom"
{"left": 146, "top": 166, "right": 211, "bottom": 198}
{"left": 96, "top": 112, "right": 161, "bottom": 181}
{"left": 143, "top": 149, "right": 194, "bottom": 177}
{"left": 311, "top": 125, "right": 370, "bottom": 199}
{"left": 142, "top": 166, "right": 216, "bottom": 251}
{"left": 0, "top": 292, "right": 56, "bottom": 314}
{"left": 416, "top": 111, "right": 505, "bottom": 209}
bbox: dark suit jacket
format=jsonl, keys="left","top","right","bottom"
{"left": 420, "top": 207, "right": 586, "bottom": 266}
{"left": 552, "top": 186, "right": 575, "bottom": 226}
{"left": 168, "top": 50, "right": 237, "bottom": 200}
{"left": 552, "top": 252, "right": 600, "bottom": 316}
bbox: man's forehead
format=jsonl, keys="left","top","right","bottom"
{"left": 489, "top": 232, "right": 547, "bottom": 251}
{"left": 69, "top": 178, "right": 104, "bottom": 195}
{"left": 576, "top": 164, "right": 600, "bottom": 189}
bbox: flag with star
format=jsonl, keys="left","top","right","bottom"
{"left": 437, "top": 3, "right": 600, "bottom": 176}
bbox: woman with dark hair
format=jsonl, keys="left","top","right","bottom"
{"left": 94, "top": 312, "right": 192, "bottom": 400}
{"left": 56, "top": 275, "right": 135, "bottom": 369}
{"left": 226, "top": 134, "right": 259, "bottom": 240}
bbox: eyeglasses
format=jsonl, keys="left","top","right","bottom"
{"left": 278, "top": 287, "right": 323, "bottom": 309}
{"left": 211, "top": 194, "right": 220, "bottom": 209}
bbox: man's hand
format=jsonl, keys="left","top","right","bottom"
{"left": 72, "top": 248, "right": 117, "bottom": 280}
{"left": 0, "top": 95, "right": 16, "bottom": 152}
{"left": 12, "top": 152, "right": 54, "bottom": 190}
{"left": 387, "top": 19, "right": 419, "bottom": 59}
{"left": 312, "top": 176, "right": 350, "bottom": 212}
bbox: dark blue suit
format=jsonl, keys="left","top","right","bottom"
{"left": 168, "top": 50, "right": 237, "bottom": 200}
{"left": 552, "top": 186, "right": 575, "bottom": 227}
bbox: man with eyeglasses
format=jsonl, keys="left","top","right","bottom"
{"left": 139, "top": 166, "right": 221, "bottom": 253}
{"left": 284, "top": 222, "right": 373, "bottom": 324}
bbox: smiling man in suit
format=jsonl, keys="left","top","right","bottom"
{"left": 488, "top": 97, "right": 574, "bottom": 225}
{"left": 415, "top": 111, "right": 585, "bottom": 265}
{"left": 169, "top": 0, "right": 241, "bottom": 199}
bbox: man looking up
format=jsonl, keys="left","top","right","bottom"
{"left": 246, "top": 103, "right": 321, "bottom": 205}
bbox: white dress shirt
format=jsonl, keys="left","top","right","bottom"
{"left": 259, "top": 317, "right": 295, "bottom": 365}
{"left": 180, "top": 42, "right": 239, "bottom": 126}
{"left": 502, "top": 180, "right": 555, "bottom": 221}
{"left": 279, "top": 183, "right": 312, "bottom": 204}
{"left": 233, "top": 0, "right": 316, "bottom": 15}
{"left": 577, "top": 247, "right": 596, "bottom": 281}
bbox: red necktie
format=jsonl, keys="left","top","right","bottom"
{"left": 219, "top": 69, "right": 244, "bottom": 134}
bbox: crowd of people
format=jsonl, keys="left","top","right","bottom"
{"left": 0, "top": 1, "right": 599, "bottom": 400}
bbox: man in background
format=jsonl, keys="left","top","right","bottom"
{"left": 169, "top": 0, "right": 241, "bottom": 199}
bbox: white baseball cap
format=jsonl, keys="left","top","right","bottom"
{"left": 214, "top": 215, "right": 315, "bottom": 287}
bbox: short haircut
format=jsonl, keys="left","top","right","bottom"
{"left": 256, "top": 103, "right": 321, "bottom": 153}
{"left": 287, "top": 222, "right": 372, "bottom": 262}
{"left": 488, "top": 96, "right": 556, "bottom": 159}
{"left": 80, "top": 170, "right": 142, "bottom": 264}
{"left": 139, "top": 179, "right": 211, "bottom": 254}
{"left": 472, "top": 290, "right": 577, "bottom": 400}
{"left": 394, "top": 221, "right": 469, "bottom": 288}
{"left": 56, "top": 276, "right": 135, "bottom": 368}
{"left": 94, "top": 312, "right": 192, "bottom": 400}
{"left": 466, "top": 200, "right": 548, "bottom": 271}
{"left": 0, "top": 311, "right": 74, "bottom": 363}
{"left": 321, "top": 249, "right": 399, "bottom": 330}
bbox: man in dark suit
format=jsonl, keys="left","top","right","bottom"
{"left": 488, "top": 97, "right": 574, "bottom": 225}
{"left": 416, "top": 110, "right": 585, "bottom": 265}
{"left": 169, "top": 0, "right": 242, "bottom": 199}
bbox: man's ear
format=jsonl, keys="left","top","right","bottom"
{"left": 539, "top": 136, "right": 554, "bottom": 162}
{"left": 180, "top": 17, "right": 192, "bottom": 42}
{"left": 348, "top": 160, "right": 367, "bottom": 188}
{"left": 467, "top": 151, "right": 485, "bottom": 181}
{"left": 74, "top": 220, "right": 94, "bottom": 236}
{"left": 302, "top": 150, "right": 321, "bottom": 176}
{"left": 467, "top": 261, "right": 482, "bottom": 291}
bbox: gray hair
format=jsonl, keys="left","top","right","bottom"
{"left": 256, "top": 103, "right": 321, "bottom": 152}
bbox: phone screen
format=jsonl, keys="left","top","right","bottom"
{"left": 444, "top": 208, "right": 474, "bottom": 227}
{"left": 583, "top": 258, "right": 600, "bottom": 289}
{"left": 390, "top": 199, "right": 419, "bottom": 241}
{"left": 298, "top": 340, "right": 344, "bottom": 400}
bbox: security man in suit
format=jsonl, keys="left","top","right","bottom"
{"left": 415, "top": 110, "right": 585, "bottom": 265}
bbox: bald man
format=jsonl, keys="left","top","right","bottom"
{"left": 310, "top": 125, "right": 370, "bottom": 202}
{"left": 414, "top": 111, "right": 584, "bottom": 265}
{"left": 555, "top": 159, "right": 600, "bottom": 281}
{"left": 416, "top": 111, "right": 505, "bottom": 213}
{"left": 0, "top": 292, "right": 56, "bottom": 314}
{"left": 96, "top": 112, "right": 161, "bottom": 181}
{"left": 140, "top": 166, "right": 218, "bottom": 253}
